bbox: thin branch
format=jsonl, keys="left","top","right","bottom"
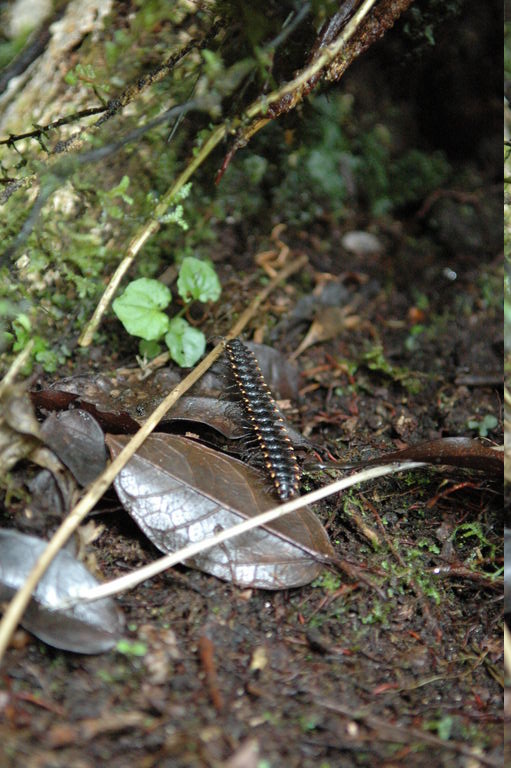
{"left": 0, "top": 100, "right": 199, "bottom": 264}
{"left": 52, "top": 19, "right": 224, "bottom": 155}
{"left": 54, "top": 461, "right": 427, "bottom": 610}
{"left": 0, "top": 107, "right": 107, "bottom": 147}
{"left": 0, "top": 340, "right": 34, "bottom": 398}
{"left": 77, "top": 120, "right": 229, "bottom": 346}
{"left": 0, "top": 20, "right": 222, "bottom": 204}
{"left": 0, "top": 255, "right": 307, "bottom": 664}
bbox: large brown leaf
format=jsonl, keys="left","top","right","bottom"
{"left": 106, "top": 434, "right": 333, "bottom": 590}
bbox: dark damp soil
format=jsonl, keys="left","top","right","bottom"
{"left": 1, "top": 210, "right": 503, "bottom": 768}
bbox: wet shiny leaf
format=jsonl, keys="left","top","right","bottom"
{"left": 106, "top": 433, "right": 333, "bottom": 589}
{"left": 0, "top": 529, "right": 123, "bottom": 653}
{"left": 40, "top": 409, "right": 107, "bottom": 486}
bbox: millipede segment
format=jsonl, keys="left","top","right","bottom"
{"left": 225, "top": 339, "right": 301, "bottom": 501}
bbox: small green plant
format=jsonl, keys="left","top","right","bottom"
{"left": 64, "top": 62, "right": 110, "bottom": 99}
{"left": 96, "top": 175, "right": 134, "bottom": 220}
{"left": 452, "top": 521, "right": 496, "bottom": 561}
{"left": 112, "top": 256, "right": 221, "bottom": 367}
{"left": 362, "top": 343, "right": 422, "bottom": 393}
{"left": 311, "top": 571, "right": 342, "bottom": 592}
{"left": 424, "top": 714, "right": 455, "bottom": 741}
{"left": 116, "top": 639, "right": 148, "bottom": 657}
{"left": 3, "top": 313, "right": 70, "bottom": 373}
{"left": 466, "top": 414, "right": 498, "bottom": 438}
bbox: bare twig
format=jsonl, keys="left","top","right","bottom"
{"left": 0, "top": 255, "right": 307, "bottom": 664}
{"left": 0, "top": 107, "right": 107, "bottom": 147}
{"left": 0, "top": 101, "right": 198, "bottom": 262}
{"left": 0, "top": 340, "right": 34, "bottom": 398}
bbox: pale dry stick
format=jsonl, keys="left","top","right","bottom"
{"left": 0, "top": 340, "right": 34, "bottom": 398}
{"left": 505, "top": 621, "right": 511, "bottom": 680}
{"left": 55, "top": 461, "right": 427, "bottom": 609}
{"left": 78, "top": 0, "right": 379, "bottom": 347}
{"left": 0, "top": 255, "right": 306, "bottom": 663}
{"left": 78, "top": 123, "right": 228, "bottom": 347}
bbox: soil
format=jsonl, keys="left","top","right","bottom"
{"left": 1, "top": 212, "right": 503, "bottom": 767}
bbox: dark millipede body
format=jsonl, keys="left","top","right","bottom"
{"left": 225, "top": 339, "right": 301, "bottom": 501}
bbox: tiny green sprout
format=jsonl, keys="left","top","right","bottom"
{"left": 116, "top": 639, "right": 148, "bottom": 657}
{"left": 165, "top": 317, "right": 206, "bottom": 368}
{"left": 138, "top": 339, "right": 162, "bottom": 359}
{"left": 6, "top": 313, "right": 68, "bottom": 373}
{"left": 425, "top": 715, "right": 454, "bottom": 741}
{"left": 64, "top": 62, "right": 97, "bottom": 87}
{"left": 177, "top": 256, "right": 222, "bottom": 303}
{"left": 312, "top": 571, "right": 341, "bottom": 592}
{"left": 467, "top": 414, "right": 498, "bottom": 438}
{"left": 112, "top": 278, "right": 171, "bottom": 341}
{"left": 106, "top": 175, "right": 133, "bottom": 205}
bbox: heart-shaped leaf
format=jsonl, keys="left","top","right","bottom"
{"left": 165, "top": 317, "right": 206, "bottom": 367}
{"left": 177, "top": 256, "right": 221, "bottom": 303}
{"left": 106, "top": 434, "right": 333, "bottom": 589}
{"left": 112, "top": 278, "right": 171, "bottom": 340}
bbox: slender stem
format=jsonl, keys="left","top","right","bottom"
{"left": 78, "top": 124, "right": 228, "bottom": 346}
{"left": 0, "top": 339, "right": 34, "bottom": 397}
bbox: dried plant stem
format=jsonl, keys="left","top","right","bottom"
{"left": 0, "top": 340, "right": 34, "bottom": 397}
{"left": 56, "top": 461, "right": 426, "bottom": 609}
{"left": 78, "top": 0, "right": 380, "bottom": 346}
{"left": 0, "top": 256, "right": 306, "bottom": 664}
{"left": 78, "top": 123, "right": 228, "bottom": 346}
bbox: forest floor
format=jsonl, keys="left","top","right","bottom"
{"left": 0, "top": 3, "right": 504, "bottom": 766}
{"left": 1, "top": 197, "right": 503, "bottom": 767}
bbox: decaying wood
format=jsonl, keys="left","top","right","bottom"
{"left": 216, "top": 0, "right": 414, "bottom": 181}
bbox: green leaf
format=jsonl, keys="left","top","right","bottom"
{"left": 165, "top": 317, "right": 205, "bottom": 368}
{"left": 116, "top": 639, "right": 147, "bottom": 657}
{"left": 177, "top": 257, "right": 221, "bottom": 304}
{"left": 112, "top": 278, "right": 171, "bottom": 341}
{"left": 467, "top": 414, "right": 498, "bottom": 438}
{"left": 138, "top": 339, "right": 161, "bottom": 359}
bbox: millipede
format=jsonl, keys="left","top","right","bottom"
{"left": 225, "top": 339, "right": 301, "bottom": 501}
